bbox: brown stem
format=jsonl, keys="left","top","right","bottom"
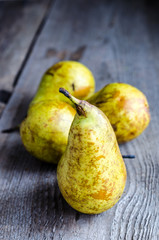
{"left": 59, "top": 88, "right": 72, "bottom": 101}
{"left": 59, "top": 88, "right": 86, "bottom": 117}
{"left": 2, "top": 125, "right": 20, "bottom": 133}
{"left": 122, "top": 155, "right": 135, "bottom": 159}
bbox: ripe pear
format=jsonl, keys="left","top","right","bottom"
{"left": 57, "top": 88, "right": 127, "bottom": 214}
{"left": 31, "top": 61, "right": 95, "bottom": 104}
{"left": 20, "top": 61, "right": 95, "bottom": 164}
{"left": 89, "top": 83, "right": 150, "bottom": 143}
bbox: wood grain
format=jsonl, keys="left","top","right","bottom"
{"left": 0, "top": 0, "right": 159, "bottom": 239}
{"left": 0, "top": 0, "right": 50, "bottom": 114}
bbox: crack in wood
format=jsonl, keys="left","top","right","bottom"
{"left": 0, "top": 90, "right": 11, "bottom": 104}
{"left": 13, "top": 0, "right": 54, "bottom": 88}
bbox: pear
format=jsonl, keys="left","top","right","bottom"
{"left": 20, "top": 100, "right": 76, "bottom": 162}
{"left": 57, "top": 88, "right": 127, "bottom": 214}
{"left": 31, "top": 61, "right": 95, "bottom": 104}
{"left": 89, "top": 83, "right": 150, "bottom": 143}
{"left": 20, "top": 61, "right": 95, "bottom": 164}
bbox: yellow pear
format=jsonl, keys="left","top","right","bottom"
{"left": 20, "top": 61, "right": 95, "bottom": 164}
{"left": 89, "top": 83, "right": 150, "bottom": 143}
{"left": 57, "top": 88, "right": 127, "bottom": 214}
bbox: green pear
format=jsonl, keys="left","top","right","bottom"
{"left": 20, "top": 61, "right": 95, "bottom": 164}
{"left": 89, "top": 83, "right": 150, "bottom": 143}
{"left": 57, "top": 88, "right": 127, "bottom": 214}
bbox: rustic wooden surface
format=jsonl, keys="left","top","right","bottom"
{"left": 0, "top": 0, "right": 50, "bottom": 115}
{"left": 0, "top": 0, "right": 159, "bottom": 239}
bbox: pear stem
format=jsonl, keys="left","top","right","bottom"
{"left": 59, "top": 88, "right": 72, "bottom": 101}
{"left": 1, "top": 125, "right": 20, "bottom": 133}
{"left": 59, "top": 87, "right": 80, "bottom": 105}
{"left": 122, "top": 155, "right": 135, "bottom": 159}
{"left": 59, "top": 88, "right": 86, "bottom": 117}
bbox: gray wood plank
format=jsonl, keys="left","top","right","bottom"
{"left": 0, "top": 0, "right": 50, "bottom": 113}
{"left": 0, "top": 0, "right": 159, "bottom": 239}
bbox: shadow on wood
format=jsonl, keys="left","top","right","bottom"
{"left": 0, "top": 133, "right": 57, "bottom": 173}
{"left": 0, "top": 176, "right": 96, "bottom": 234}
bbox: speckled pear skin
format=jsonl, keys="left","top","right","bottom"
{"left": 57, "top": 89, "right": 127, "bottom": 214}
{"left": 20, "top": 100, "right": 76, "bottom": 163}
{"left": 20, "top": 61, "right": 95, "bottom": 164}
{"left": 89, "top": 83, "right": 150, "bottom": 143}
{"left": 31, "top": 61, "right": 95, "bottom": 104}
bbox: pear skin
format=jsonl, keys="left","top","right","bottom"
{"left": 31, "top": 61, "right": 95, "bottom": 104}
{"left": 20, "top": 61, "right": 95, "bottom": 164}
{"left": 89, "top": 83, "right": 150, "bottom": 143}
{"left": 57, "top": 88, "right": 127, "bottom": 214}
{"left": 20, "top": 100, "right": 76, "bottom": 163}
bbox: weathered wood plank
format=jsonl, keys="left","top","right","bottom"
{"left": 0, "top": 0, "right": 50, "bottom": 113}
{"left": 0, "top": 0, "right": 159, "bottom": 239}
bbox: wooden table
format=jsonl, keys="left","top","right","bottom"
{"left": 0, "top": 0, "right": 159, "bottom": 239}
